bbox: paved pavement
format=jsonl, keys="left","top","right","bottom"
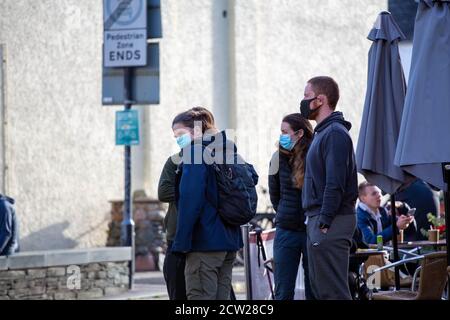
{"left": 101, "top": 266, "right": 247, "bottom": 300}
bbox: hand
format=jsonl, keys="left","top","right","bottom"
{"left": 406, "top": 215, "right": 414, "bottom": 227}
{"left": 396, "top": 215, "right": 413, "bottom": 230}
{"left": 319, "top": 223, "right": 329, "bottom": 234}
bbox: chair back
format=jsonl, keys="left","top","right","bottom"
{"left": 416, "top": 251, "right": 447, "bottom": 300}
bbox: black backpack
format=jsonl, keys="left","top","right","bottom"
{"left": 174, "top": 137, "right": 259, "bottom": 227}
{"left": 207, "top": 143, "right": 259, "bottom": 227}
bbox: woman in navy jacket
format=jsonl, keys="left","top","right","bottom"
{"left": 171, "top": 108, "right": 242, "bottom": 300}
{"left": 268, "top": 113, "right": 314, "bottom": 300}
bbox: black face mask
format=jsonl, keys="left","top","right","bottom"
{"left": 300, "top": 96, "right": 319, "bottom": 120}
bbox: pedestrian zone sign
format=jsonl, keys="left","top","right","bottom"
{"left": 104, "top": 0, "right": 147, "bottom": 67}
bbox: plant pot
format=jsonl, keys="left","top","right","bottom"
{"left": 428, "top": 229, "right": 439, "bottom": 242}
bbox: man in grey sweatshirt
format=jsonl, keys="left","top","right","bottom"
{"left": 300, "top": 76, "right": 358, "bottom": 300}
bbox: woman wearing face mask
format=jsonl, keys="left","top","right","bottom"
{"left": 170, "top": 108, "right": 243, "bottom": 300}
{"left": 158, "top": 107, "right": 215, "bottom": 300}
{"left": 268, "top": 113, "right": 314, "bottom": 300}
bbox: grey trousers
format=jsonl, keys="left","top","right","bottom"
{"left": 185, "top": 251, "right": 236, "bottom": 300}
{"left": 306, "top": 214, "right": 356, "bottom": 300}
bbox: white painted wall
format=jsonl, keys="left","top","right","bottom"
{"left": 143, "top": 0, "right": 230, "bottom": 196}
{"left": 147, "top": 0, "right": 388, "bottom": 211}
{"left": 0, "top": 45, "right": 5, "bottom": 194}
{"left": 229, "top": 0, "right": 388, "bottom": 209}
{"left": 0, "top": 0, "right": 123, "bottom": 250}
{"left": 399, "top": 41, "right": 413, "bottom": 83}
{"left": 0, "top": 0, "right": 388, "bottom": 249}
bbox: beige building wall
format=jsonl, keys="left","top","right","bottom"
{"left": 0, "top": 0, "right": 123, "bottom": 250}
{"left": 229, "top": 0, "right": 388, "bottom": 210}
{"left": 0, "top": 0, "right": 387, "bottom": 250}
{"left": 146, "top": 0, "right": 388, "bottom": 210}
{"left": 143, "top": 0, "right": 232, "bottom": 199}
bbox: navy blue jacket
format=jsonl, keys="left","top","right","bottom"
{"left": 302, "top": 112, "right": 358, "bottom": 227}
{"left": 357, "top": 205, "right": 393, "bottom": 244}
{"left": 0, "top": 195, "right": 19, "bottom": 256}
{"left": 172, "top": 133, "right": 243, "bottom": 253}
{"left": 268, "top": 150, "right": 306, "bottom": 231}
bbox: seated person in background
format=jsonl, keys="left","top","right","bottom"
{"left": 0, "top": 194, "right": 19, "bottom": 256}
{"left": 357, "top": 182, "right": 413, "bottom": 244}
{"left": 385, "top": 201, "right": 418, "bottom": 242}
{"left": 385, "top": 201, "right": 420, "bottom": 275}
{"left": 395, "top": 178, "right": 439, "bottom": 240}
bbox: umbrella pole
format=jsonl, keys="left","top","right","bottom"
{"left": 390, "top": 194, "right": 401, "bottom": 290}
{"left": 442, "top": 164, "right": 450, "bottom": 300}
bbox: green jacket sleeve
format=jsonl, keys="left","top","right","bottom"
{"left": 158, "top": 156, "right": 178, "bottom": 203}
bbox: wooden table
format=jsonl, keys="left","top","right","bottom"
{"left": 396, "top": 239, "right": 446, "bottom": 251}
{"left": 351, "top": 249, "right": 388, "bottom": 259}
{"left": 397, "top": 240, "right": 446, "bottom": 248}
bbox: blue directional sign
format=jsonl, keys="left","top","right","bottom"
{"left": 116, "top": 110, "right": 140, "bottom": 145}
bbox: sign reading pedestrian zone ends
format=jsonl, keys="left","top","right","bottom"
{"left": 103, "top": 0, "right": 147, "bottom": 67}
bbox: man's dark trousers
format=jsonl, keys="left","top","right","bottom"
{"left": 306, "top": 214, "right": 356, "bottom": 300}
{"left": 163, "top": 241, "right": 187, "bottom": 300}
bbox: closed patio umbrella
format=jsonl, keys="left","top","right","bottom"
{"left": 394, "top": 0, "right": 450, "bottom": 270}
{"left": 356, "top": 11, "right": 408, "bottom": 194}
{"left": 356, "top": 11, "right": 408, "bottom": 290}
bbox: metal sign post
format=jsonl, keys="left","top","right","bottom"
{"left": 390, "top": 194, "right": 401, "bottom": 291}
{"left": 122, "top": 67, "right": 135, "bottom": 290}
{"left": 103, "top": 0, "right": 148, "bottom": 290}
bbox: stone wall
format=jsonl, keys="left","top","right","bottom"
{"left": 0, "top": 262, "right": 129, "bottom": 300}
{"left": 106, "top": 198, "right": 166, "bottom": 271}
{"left": 0, "top": 247, "right": 131, "bottom": 300}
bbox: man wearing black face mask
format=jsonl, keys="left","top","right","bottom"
{"left": 300, "top": 76, "right": 358, "bottom": 300}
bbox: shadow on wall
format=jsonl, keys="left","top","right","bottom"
{"left": 19, "top": 221, "right": 78, "bottom": 251}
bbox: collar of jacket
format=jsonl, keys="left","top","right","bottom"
{"left": 314, "top": 111, "right": 352, "bottom": 133}
{"left": 358, "top": 202, "right": 380, "bottom": 217}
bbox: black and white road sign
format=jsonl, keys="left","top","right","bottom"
{"left": 103, "top": 0, "right": 147, "bottom": 67}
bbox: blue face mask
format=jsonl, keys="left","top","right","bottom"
{"left": 279, "top": 134, "right": 296, "bottom": 151}
{"left": 176, "top": 133, "right": 192, "bottom": 149}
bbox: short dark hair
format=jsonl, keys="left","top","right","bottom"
{"left": 308, "top": 76, "right": 340, "bottom": 110}
{"left": 358, "top": 181, "right": 375, "bottom": 198}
